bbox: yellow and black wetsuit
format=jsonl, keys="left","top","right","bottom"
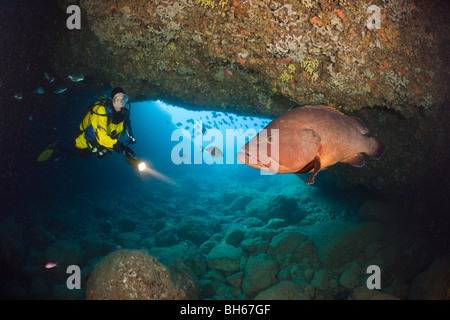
{"left": 75, "top": 99, "right": 132, "bottom": 155}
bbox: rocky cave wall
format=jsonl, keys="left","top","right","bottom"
{"left": 56, "top": 0, "right": 449, "bottom": 116}
{"left": 52, "top": 0, "right": 449, "bottom": 194}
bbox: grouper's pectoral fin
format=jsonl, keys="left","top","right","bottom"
{"left": 294, "top": 130, "right": 322, "bottom": 184}
{"left": 305, "top": 156, "right": 321, "bottom": 185}
{"left": 341, "top": 154, "right": 365, "bottom": 167}
{"left": 296, "top": 154, "right": 322, "bottom": 185}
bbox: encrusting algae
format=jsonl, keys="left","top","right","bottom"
{"left": 63, "top": 0, "right": 449, "bottom": 119}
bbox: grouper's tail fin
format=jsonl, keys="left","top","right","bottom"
{"left": 365, "top": 137, "right": 385, "bottom": 160}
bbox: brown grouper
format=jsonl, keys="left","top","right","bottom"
{"left": 236, "top": 105, "right": 385, "bottom": 184}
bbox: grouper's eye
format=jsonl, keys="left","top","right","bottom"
{"left": 267, "top": 135, "right": 273, "bottom": 144}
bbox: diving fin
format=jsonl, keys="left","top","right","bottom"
{"left": 37, "top": 143, "right": 56, "bottom": 162}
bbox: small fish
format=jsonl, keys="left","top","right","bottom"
{"left": 14, "top": 94, "right": 23, "bottom": 100}
{"left": 45, "top": 262, "right": 58, "bottom": 269}
{"left": 44, "top": 72, "right": 54, "bottom": 83}
{"left": 203, "top": 146, "right": 223, "bottom": 158}
{"left": 279, "top": 57, "right": 293, "bottom": 64}
{"left": 237, "top": 105, "right": 385, "bottom": 184}
{"left": 33, "top": 87, "right": 44, "bottom": 94}
{"left": 68, "top": 73, "right": 84, "bottom": 82}
{"left": 54, "top": 86, "right": 67, "bottom": 94}
{"left": 29, "top": 115, "right": 33, "bottom": 121}
{"left": 224, "top": 69, "right": 233, "bottom": 76}
{"left": 192, "top": 57, "right": 201, "bottom": 64}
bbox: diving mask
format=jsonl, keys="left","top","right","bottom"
{"left": 114, "top": 94, "right": 129, "bottom": 105}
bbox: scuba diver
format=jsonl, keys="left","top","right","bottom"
{"left": 38, "top": 87, "right": 140, "bottom": 165}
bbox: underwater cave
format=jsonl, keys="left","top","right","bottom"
{"left": 0, "top": 0, "right": 449, "bottom": 304}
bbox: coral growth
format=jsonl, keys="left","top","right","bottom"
{"left": 67, "top": 0, "right": 449, "bottom": 118}
{"left": 87, "top": 249, "right": 199, "bottom": 300}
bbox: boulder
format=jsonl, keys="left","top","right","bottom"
{"left": 292, "top": 240, "right": 319, "bottom": 263}
{"left": 229, "top": 195, "right": 254, "bottom": 213}
{"left": 199, "top": 279, "right": 217, "bottom": 299}
{"left": 186, "top": 207, "right": 209, "bottom": 216}
{"left": 311, "top": 270, "right": 329, "bottom": 291}
{"left": 254, "top": 281, "right": 309, "bottom": 300}
{"left": 176, "top": 216, "right": 216, "bottom": 246}
{"left": 207, "top": 243, "right": 244, "bottom": 276}
{"left": 350, "top": 287, "right": 400, "bottom": 300}
{"left": 239, "top": 217, "right": 264, "bottom": 228}
{"left": 155, "top": 227, "right": 179, "bottom": 247}
{"left": 267, "top": 231, "right": 308, "bottom": 257}
{"left": 150, "top": 242, "right": 207, "bottom": 277}
{"left": 117, "top": 232, "right": 142, "bottom": 249}
{"left": 265, "top": 218, "right": 286, "bottom": 230}
{"left": 87, "top": 249, "right": 199, "bottom": 300}
{"left": 81, "top": 232, "right": 111, "bottom": 258}
{"left": 409, "top": 254, "right": 450, "bottom": 300}
{"left": 339, "top": 262, "right": 361, "bottom": 289}
{"left": 302, "top": 222, "right": 385, "bottom": 269}
{"left": 241, "top": 237, "right": 264, "bottom": 255}
{"left": 225, "top": 271, "right": 244, "bottom": 289}
{"left": 224, "top": 224, "right": 247, "bottom": 247}
{"left": 267, "top": 195, "right": 299, "bottom": 223}
{"left": 116, "top": 217, "right": 137, "bottom": 232}
{"left": 245, "top": 198, "right": 267, "bottom": 220}
{"left": 242, "top": 254, "right": 279, "bottom": 298}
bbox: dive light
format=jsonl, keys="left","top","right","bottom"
{"left": 125, "top": 154, "right": 146, "bottom": 172}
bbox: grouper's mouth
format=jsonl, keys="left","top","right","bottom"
{"left": 236, "top": 151, "right": 279, "bottom": 172}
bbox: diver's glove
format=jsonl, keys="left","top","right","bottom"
{"left": 113, "top": 141, "right": 135, "bottom": 157}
